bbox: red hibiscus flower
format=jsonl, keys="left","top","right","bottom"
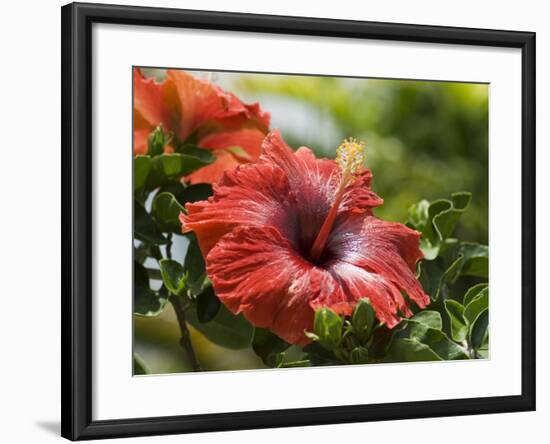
{"left": 181, "top": 131, "right": 429, "bottom": 345}
{"left": 133, "top": 68, "right": 270, "bottom": 183}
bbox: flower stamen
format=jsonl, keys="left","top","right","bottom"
{"left": 336, "top": 138, "right": 366, "bottom": 185}
{"left": 309, "top": 138, "right": 366, "bottom": 263}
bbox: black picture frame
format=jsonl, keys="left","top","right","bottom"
{"left": 61, "top": 2, "right": 536, "bottom": 440}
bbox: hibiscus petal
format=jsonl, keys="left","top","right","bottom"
{"left": 315, "top": 261, "right": 411, "bottom": 328}
{"left": 166, "top": 71, "right": 271, "bottom": 141}
{"left": 181, "top": 162, "right": 298, "bottom": 256}
{"left": 206, "top": 225, "right": 340, "bottom": 345}
{"left": 133, "top": 68, "right": 176, "bottom": 133}
{"left": 186, "top": 128, "right": 266, "bottom": 184}
{"left": 166, "top": 70, "right": 227, "bottom": 140}
{"left": 133, "top": 128, "right": 150, "bottom": 156}
{"left": 328, "top": 213, "right": 429, "bottom": 314}
{"left": 200, "top": 128, "right": 265, "bottom": 161}
{"left": 185, "top": 150, "right": 240, "bottom": 185}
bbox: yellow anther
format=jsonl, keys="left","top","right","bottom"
{"left": 336, "top": 138, "right": 366, "bottom": 180}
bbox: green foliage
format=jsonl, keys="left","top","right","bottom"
{"left": 146, "top": 153, "right": 212, "bottom": 190}
{"left": 148, "top": 125, "right": 171, "bottom": 156}
{"left": 164, "top": 182, "right": 213, "bottom": 204}
{"left": 388, "top": 339, "right": 442, "bottom": 362}
{"left": 444, "top": 299, "right": 468, "bottom": 342}
{"left": 134, "top": 140, "right": 215, "bottom": 196}
{"left": 275, "top": 345, "right": 311, "bottom": 368}
{"left": 304, "top": 299, "right": 381, "bottom": 365}
{"left": 469, "top": 309, "right": 489, "bottom": 351}
{"left": 307, "top": 307, "right": 344, "bottom": 350}
{"left": 132, "top": 125, "right": 241, "bottom": 368}
{"left": 196, "top": 286, "right": 221, "bottom": 323}
{"left": 151, "top": 192, "right": 184, "bottom": 233}
{"left": 134, "top": 156, "right": 151, "bottom": 191}
{"left": 159, "top": 259, "right": 186, "bottom": 296}
{"left": 134, "top": 261, "right": 169, "bottom": 317}
{"left": 252, "top": 328, "right": 291, "bottom": 367}
{"left": 183, "top": 234, "right": 207, "bottom": 296}
{"left": 186, "top": 304, "right": 254, "bottom": 350}
{"left": 351, "top": 299, "right": 376, "bottom": 343}
{"left": 391, "top": 313, "right": 469, "bottom": 360}
{"left": 134, "top": 201, "right": 167, "bottom": 245}
{"left": 407, "top": 192, "right": 471, "bottom": 259}
{"left": 412, "top": 193, "right": 488, "bottom": 303}
{"left": 463, "top": 283, "right": 488, "bottom": 306}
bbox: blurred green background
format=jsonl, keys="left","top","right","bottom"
{"left": 135, "top": 69, "right": 488, "bottom": 374}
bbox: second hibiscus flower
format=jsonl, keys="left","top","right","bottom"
{"left": 133, "top": 68, "right": 271, "bottom": 184}
{"left": 181, "top": 131, "right": 429, "bottom": 345}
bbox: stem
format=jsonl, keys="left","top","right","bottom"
{"left": 171, "top": 297, "right": 201, "bottom": 372}
{"left": 151, "top": 245, "right": 163, "bottom": 261}
{"left": 461, "top": 340, "right": 478, "bottom": 359}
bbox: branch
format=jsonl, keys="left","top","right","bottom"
{"left": 170, "top": 296, "right": 202, "bottom": 372}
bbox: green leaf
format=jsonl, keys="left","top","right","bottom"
{"left": 408, "top": 192, "right": 471, "bottom": 260}
{"left": 407, "top": 199, "right": 430, "bottom": 231}
{"left": 444, "top": 299, "right": 468, "bottom": 342}
{"left": 368, "top": 325, "right": 395, "bottom": 359}
{"left": 134, "top": 155, "right": 151, "bottom": 191}
{"left": 409, "top": 310, "right": 442, "bottom": 330}
{"left": 276, "top": 359, "right": 311, "bottom": 368}
{"left": 395, "top": 313, "right": 468, "bottom": 360}
{"left": 134, "top": 200, "right": 167, "bottom": 245}
{"left": 186, "top": 303, "right": 254, "bottom": 350}
{"left": 302, "top": 342, "right": 343, "bottom": 365}
{"left": 177, "top": 183, "right": 213, "bottom": 203}
{"left": 145, "top": 152, "right": 214, "bottom": 190}
{"left": 459, "top": 243, "right": 489, "bottom": 278}
{"left": 134, "top": 242, "right": 151, "bottom": 264}
{"left": 313, "top": 307, "right": 343, "bottom": 350}
{"left": 148, "top": 125, "right": 170, "bottom": 156}
{"left": 183, "top": 233, "right": 206, "bottom": 295}
{"left": 409, "top": 327, "right": 468, "bottom": 360}
{"left": 133, "top": 353, "right": 150, "bottom": 375}
{"left": 418, "top": 255, "right": 464, "bottom": 301}
{"left": 252, "top": 328, "right": 290, "bottom": 367}
{"left": 418, "top": 258, "right": 446, "bottom": 300}
{"left": 463, "top": 283, "right": 488, "bottom": 306}
{"left": 275, "top": 345, "right": 310, "bottom": 368}
{"left": 151, "top": 192, "right": 184, "bottom": 232}
{"left": 351, "top": 298, "right": 376, "bottom": 343}
{"left": 463, "top": 287, "right": 489, "bottom": 325}
{"left": 469, "top": 308, "right": 489, "bottom": 350}
{"left": 432, "top": 192, "right": 472, "bottom": 240}
{"left": 477, "top": 349, "right": 489, "bottom": 359}
{"left": 389, "top": 338, "right": 442, "bottom": 362}
{"left": 157, "top": 182, "right": 213, "bottom": 208}
{"left": 134, "top": 261, "right": 169, "bottom": 316}
{"left": 418, "top": 241, "right": 488, "bottom": 301}
{"left": 349, "top": 346, "right": 370, "bottom": 364}
{"left": 196, "top": 285, "right": 221, "bottom": 323}
{"left": 159, "top": 259, "right": 186, "bottom": 296}
{"left": 178, "top": 144, "right": 216, "bottom": 164}
{"left": 155, "top": 153, "right": 205, "bottom": 177}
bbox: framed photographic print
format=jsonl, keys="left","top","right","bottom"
{"left": 61, "top": 2, "right": 536, "bottom": 440}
